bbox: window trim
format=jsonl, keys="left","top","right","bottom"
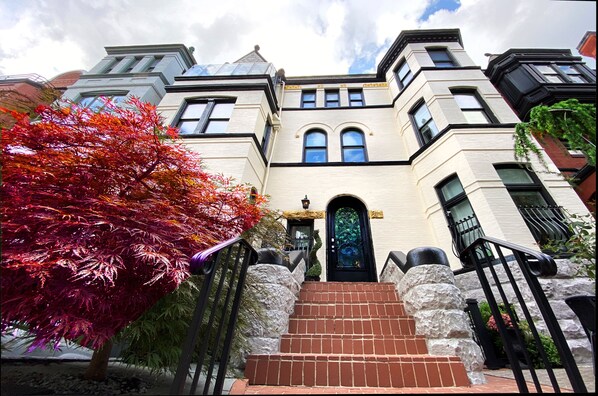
{"left": 409, "top": 99, "right": 440, "bottom": 146}
{"left": 303, "top": 130, "right": 328, "bottom": 163}
{"left": 348, "top": 89, "right": 364, "bottom": 107}
{"left": 340, "top": 129, "right": 368, "bottom": 163}
{"left": 494, "top": 164, "right": 558, "bottom": 206}
{"left": 261, "top": 119, "right": 273, "bottom": 155}
{"left": 325, "top": 89, "right": 340, "bottom": 108}
{"left": 426, "top": 47, "right": 458, "bottom": 68}
{"left": 301, "top": 90, "right": 317, "bottom": 108}
{"left": 174, "top": 98, "right": 236, "bottom": 136}
{"left": 450, "top": 88, "right": 498, "bottom": 124}
{"left": 530, "top": 63, "right": 592, "bottom": 84}
{"left": 394, "top": 59, "right": 414, "bottom": 90}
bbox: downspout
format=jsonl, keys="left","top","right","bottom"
{"left": 261, "top": 76, "right": 285, "bottom": 195}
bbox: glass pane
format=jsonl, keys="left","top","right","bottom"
{"left": 413, "top": 104, "right": 432, "bottom": 128}
{"left": 342, "top": 131, "right": 364, "bottom": 146}
{"left": 429, "top": 50, "right": 451, "bottom": 61}
{"left": 463, "top": 111, "right": 490, "bottom": 124}
{"left": 305, "top": 148, "right": 326, "bottom": 163}
{"left": 205, "top": 120, "right": 228, "bottom": 133}
{"left": 178, "top": 121, "right": 198, "bottom": 135}
{"left": 302, "top": 93, "right": 315, "bottom": 101}
{"left": 215, "top": 63, "right": 237, "bottom": 75}
{"left": 211, "top": 102, "right": 234, "bottom": 118}
{"left": 232, "top": 63, "right": 252, "bottom": 75}
{"left": 305, "top": 132, "right": 326, "bottom": 147}
{"left": 349, "top": 91, "right": 362, "bottom": 100}
{"left": 182, "top": 103, "right": 206, "bottom": 119}
{"left": 569, "top": 75, "right": 585, "bottom": 83}
{"left": 326, "top": 92, "right": 339, "bottom": 100}
{"left": 558, "top": 65, "right": 578, "bottom": 75}
{"left": 397, "top": 62, "right": 410, "bottom": 80}
{"left": 435, "top": 62, "right": 455, "bottom": 68}
{"left": 250, "top": 63, "right": 268, "bottom": 74}
{"left": 449, "top": 199, "right": 475, "bottom": 222}
{"left": 510, "top": 191, "right": 548, "bottom": 207}
{"left": 334, "top": 207, "right": 365, "bottom": 269}
{"left": 440, "top": 177, "right": 464, "bottom": 201}
{"left": 420, "top": 121, "right": 439, "bottom": 143}
{"left": 545, "top": 75, "right": 563, "bottom": 83}
{"left": 79, "top": 97, "right": 95, "bottom": 108}
{"left": 111, "top": 95, "right": 127, "bottom": 105}
{"left": 302, "top": 102, "right": 315, "bottom": 108}
{"left": 343, "top": 148, "right": 365, "bottom": 162}
{"left": 401, "top": 71, "right": 414, "bottom": 86}
{"left": 326, "top": 101, "right": 339, "bottom": 108}
{"left": 454, "top": 94, "right": 481, "bottom": 109}
{"left": 535, "top": 65, "right": 555, "bottom": 74}
{"left": 496, "top": 168, "right": 534, "bottom": 184}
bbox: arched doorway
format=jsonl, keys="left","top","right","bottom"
{"left": 326, "top": 196, "right": 376, "bottom": 282}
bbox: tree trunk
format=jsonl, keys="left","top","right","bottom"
{"left": 84, "top": 338, "right": 113, "bottom": 381}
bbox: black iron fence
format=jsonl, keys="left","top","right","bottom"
{"left": 517, "top": 205, "right": 572, "bottom": 247}
{"left": 461, "top": 236, "right": 588, "bottom": 393}
{"left": 170, "top": 237, "right": 258, "bottom": 395}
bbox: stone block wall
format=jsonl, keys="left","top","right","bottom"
{"left": 454, "top": 258, "right": 595, "bottom": 366}
{"left": 231, "top": 260, "right": 305, "bottom": 372}
{"left": 380, "top": 261, "right": 486, "bottom": 385}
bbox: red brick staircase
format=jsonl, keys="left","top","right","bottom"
{"left": 244, "top": 281, "right": 471, "bottom": 389}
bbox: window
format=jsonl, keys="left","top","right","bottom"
{"left": 262, "top": 119, "right": 272, "bottom": 155}
{"left": 303, "top": 130, "right": 327, "bottom": 163}
{"left": 79, "top": 95, "right": 127, "bottom": 112}
{"left": 558, "top": 138, "right": 585, "bottom": 157}
{"left": 301, "top": 91, "right": 316, "bottom": 108}
{"left": 532, "top": 64, "right": 589, "bottom": 84}
{"left": 495, "top": 165, "right": 570, "bottom": 246}
{"left": 145, "top": 56, "right": 162, "bottom": 72}
{"left": 452, "top": 91, "right": 494, "bottom": 124}
{"left": 176, "top": 100, "right": 235, "bottom": 135}
{"left": 124, "top": 57, "right": 142, "bottom": 73}
{"left": 341, "top": 130, "right": 367, "bottom": 162}
{"left": 325, "top": 90, "right": 340, "bottom": 108}
{"left": 436, "top": 175, "right": 487, "bottom": 260}
{"left": 411, "top": 101, "right": 440, "bottom": 145}
{"left": 395, "top": 60, "right": 414, "bottom": 90}
{"left": 348, "top": 89, "right": 364, "bottom": 107}
{"left": 427, "top": 48, "right": 457, "bottom": 68}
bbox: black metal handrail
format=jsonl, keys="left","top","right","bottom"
{"left": 516, "top": 205, "right": 572, "bottom": 246}
{"left": 461, "top": 236, "right": 588, "bottom": 393}
{"left": 170, "top": 237, "right": 258, "bottom": 395}
{"left": 447, "top": 214, "right": 486, "bottom": 258}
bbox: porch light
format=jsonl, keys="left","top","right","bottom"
{"left": 301, "top": 195, "right": 310, "bottom": 210}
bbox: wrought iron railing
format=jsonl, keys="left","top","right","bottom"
{"left": 446, "top": 213, "right": 494, "bottom": 267}
{"left": 461, "top": 236, "right": 588, "bottom": 393}
{"left": 516, "top": 205, "right": 572, "bottom": 246}
{"left": 170, "top": 237, "right": 258, "bottom": 395}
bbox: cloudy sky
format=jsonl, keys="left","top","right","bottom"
{"left": 1, "top": 0, "right": 596, "bottom": 81}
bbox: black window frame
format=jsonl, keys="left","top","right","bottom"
{"left": 303, "top": 130, "right": 328, "bottom": 163}
{"left": 530, "top": 63, "right": 593, "bottom": 84}
{"left": 174, "top": 99, "right": 236, "bottom": 136}
{"left": 427, "top": 48, "right": 458, "bottom": 68}
{"left": 325, "top": 90, "right": 340, "bottom": 108}
{"left": 261, "top": 119, "right": 273, "bottom": 155}
{"left": 348, "top": 89, "right": 364, "bottom": 107}
{"left": 301, "top": 90, "right": 316, "bottom": 108}
{"left": 451, "top": 89, "right": 498, "bottom": 124}
{"left": 495, "top": 164, "right": 557, "bottom": 206}
{"left": 340, "top": 129, "right": 368, "bottom": 163}
{"left": 409, "top": 99, "right": 440, "bottom": 146}
{"left": 394, "top": 59, "right": 414, "bottom": 90}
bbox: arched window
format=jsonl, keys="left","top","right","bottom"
{"left": 341, "top": 130, "right": 367, "bottom": 162}
{"left": 303, "top": 130, "right": 327, "bottom": 163}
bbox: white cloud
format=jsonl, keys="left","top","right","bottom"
{"left": 0, "top": 0, "right": 595, "bottom": 81}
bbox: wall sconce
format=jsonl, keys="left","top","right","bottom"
{"left": 301, "top": 195, "right": 310, "bottom": 210}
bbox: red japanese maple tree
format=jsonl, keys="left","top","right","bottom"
{"left": 1, "top": 98, "right": 266, "bottom": 360}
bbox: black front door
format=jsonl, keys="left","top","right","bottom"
{"left": 326, "top": 196, "right": 376, "bottom": 282}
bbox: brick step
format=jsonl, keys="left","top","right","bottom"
{"left": 280, "top": 334, "right": 428, "bottom": 355}
{"left": 300, "top": 281, "right": 397, "bottom": 292}
{"left": 298, "top": 290, "right": 400, "bottom": 303}
{"left": 292, "top": 301, "right": 406, "bottom": 318}
{"left": 288, "top": 317, "right": 416, "bottom": 335}
{"left": 245, "top": 354, "right": 470, "bottom": 388}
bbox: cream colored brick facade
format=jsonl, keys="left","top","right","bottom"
{"left": 156, "top": 29, "right": 592, "bottom": 277}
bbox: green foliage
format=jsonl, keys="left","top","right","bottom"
{"left": 514, "top": 99, "right": 596, "bottom": 167}
{"left": 117, "top": 254, "right": 267, "bottom": 376}
{"left": 306, "top": 230, "right": 322, "bottom": 277}
{"left": 477, "top": 301, "right": 562, "bottom": 368}
{"left": 542, "top": 212, "right": 596, "bottom": 280}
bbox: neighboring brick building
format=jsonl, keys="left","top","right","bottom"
{"left": 484, "top": 49, "right": 596, "bottom": 213}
